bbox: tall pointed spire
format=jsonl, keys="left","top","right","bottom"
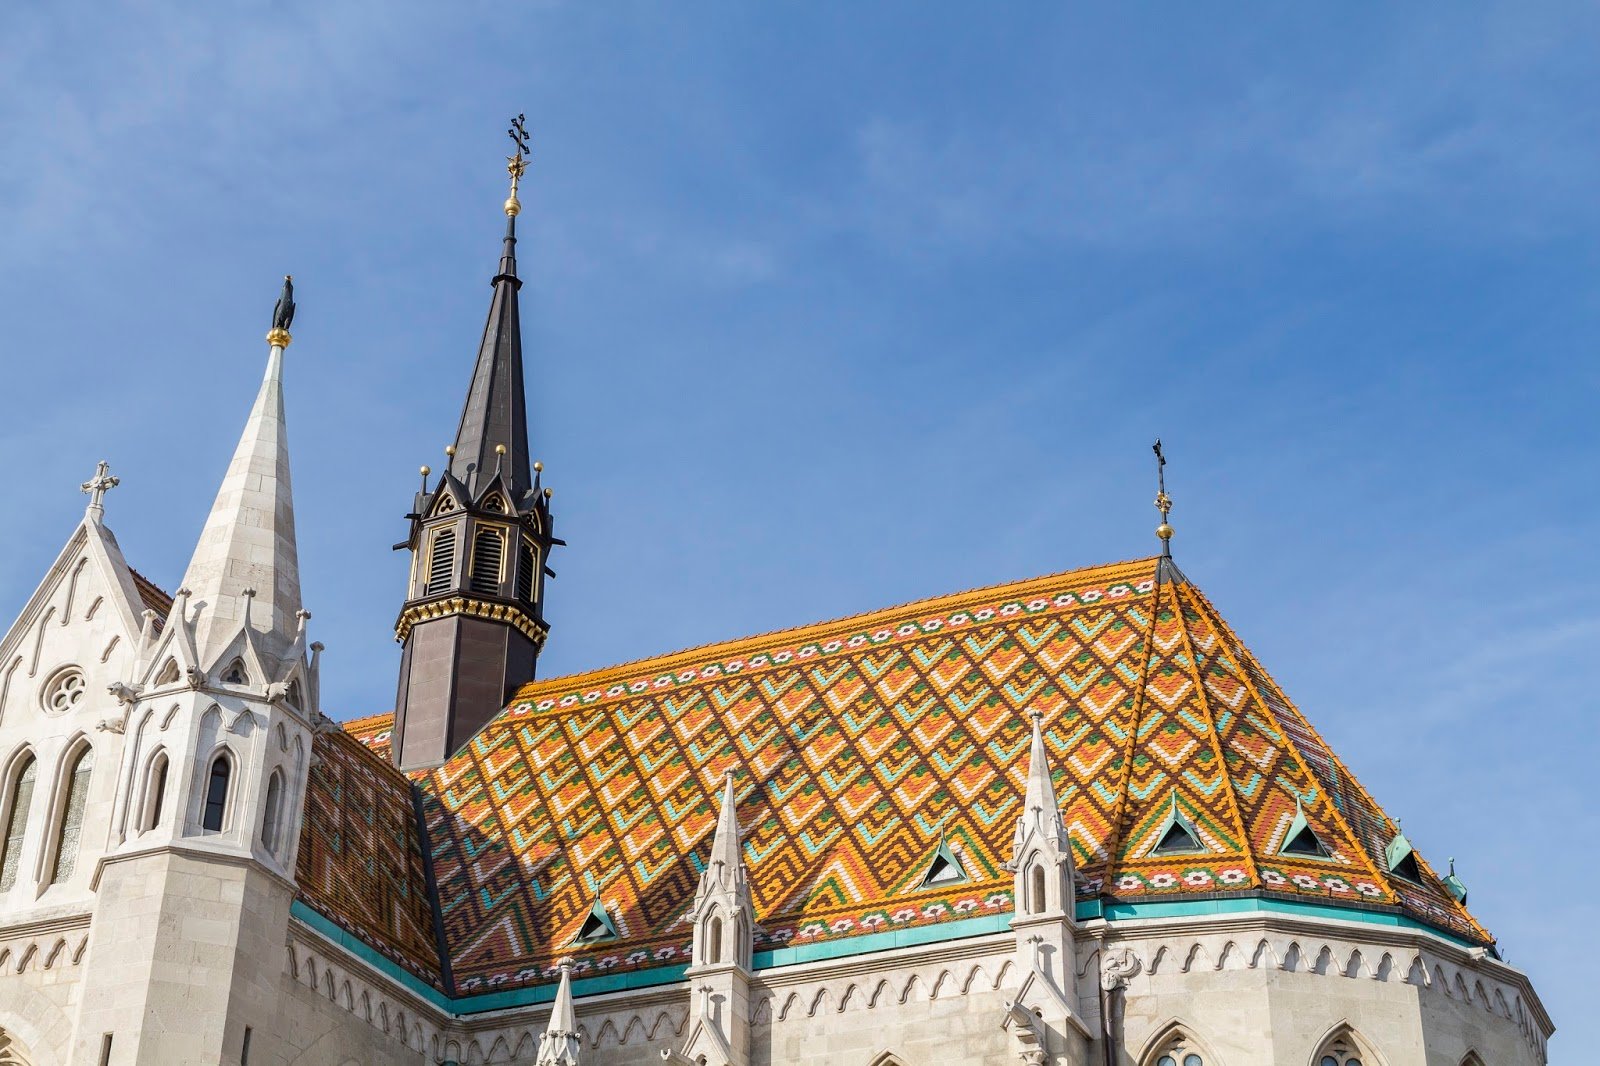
{"left": 708, "top": 771, "right": 744, "bottom": 883}
{"left": 535, "top": 962, "right": 581, "bottom": 1065}
{"left": 451, "top": 113, "right": 533, "bottom": 500}
{"left": 178, "top": 279, "right": 302, "bottom": 666}
{"left": 1021, "top": 709, "right": 1066, "bottom": 849}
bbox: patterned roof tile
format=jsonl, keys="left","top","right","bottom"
{"left": 325, "top": 557, "right": 1487, "bottom": 994}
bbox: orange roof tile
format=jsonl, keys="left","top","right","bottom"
{"left": 323, "top": 557, "right": 1486, "bottom": 994}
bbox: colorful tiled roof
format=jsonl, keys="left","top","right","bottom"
{"left": 295, "top": 727, "right": 444, "bottom": 988}
{"left": 332, "top": 556, "right": 1487, "bottom": 995}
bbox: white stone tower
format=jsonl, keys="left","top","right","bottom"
{"left": 69, "top": 279, "right": 321, "bottom": 1065}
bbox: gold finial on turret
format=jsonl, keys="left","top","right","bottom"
{"left": 504, "top": 113, "right": 531, "bottom": 217}
{"left": 1153, "top": 439, "right": 1173, "bottom": 555}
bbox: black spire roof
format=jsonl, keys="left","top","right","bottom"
{"left": 450, "top": 214, "right": 532, "bottom": 501}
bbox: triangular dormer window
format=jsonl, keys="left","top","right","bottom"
{"left": 221, "top": 659, "right": 249, "bottom": 685}
{"left": 482, "top": 492, "right": 507, "bottom": 514}
{"left": 155, "top": 658, "right": 181, "bottom": 687}
{"left": 573, "top": 898, "right": 618, "bottom": 944}
{"left": 920, "top": 838, "right": 968, "bottom": 888}
{"left": 1279, "top": 799, "right": 1329, "bottom": 859}
{"left": 431, "top": 492, "right": 458, "bottom": 517}
{"left": 1150, "top": 793, "right": 1206, "bottom": 856}
{"left": 1385, "top": 827, "right": 1423, "bottom": 884}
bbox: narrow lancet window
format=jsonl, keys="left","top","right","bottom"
{"left": 143, "top": 752, "right": 169, "bottom": 831}
{"left": 51, "top": 747, "right": 94, "bottom": 882}
{"left": 261, "top": 771, "right": 284, "bottom": 853}
{"left": 202, "top": 754, "right": 231, "bottom": 832}
{"left": 0, "top": 755, "right": 38, "bottom": 890}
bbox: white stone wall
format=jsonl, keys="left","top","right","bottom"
{"left": 279, "top": 910, "right": 1546, "bottom": 1066}
{"left": 0, "top": 916, "right": 88, "bottom": 1064}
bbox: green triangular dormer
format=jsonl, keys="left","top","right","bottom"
{"left": 1442, "top": 858, "right": 1468, "bottom": 904}
{"left": 920, "top": 837, "right": 968, "bottom": 888}
{"left": 1278, "top": 797, "right": 1330, "bottom": 859}
{"left": 1385, "top": 826, "right": 1423, "bottom": 884}
{"left": 573, "top": 897, "right": 618, "bottom": 944}
{"left": 1150, "top": 792, "right": 1206, "bottom": 856}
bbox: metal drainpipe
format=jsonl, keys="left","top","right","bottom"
{"left": 1100, "top": 982, "right": 1119, "bottom": 1066}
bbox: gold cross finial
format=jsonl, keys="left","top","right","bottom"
{"left": 81, "top": 460, "right": 120, "bottom": 520}
{"left": 1153, "top": 439, "right": 1173, "bottom": 555}
{"left": 505, "top": 113, "right": 531, "bottom": 217}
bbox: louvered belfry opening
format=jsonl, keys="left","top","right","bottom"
{"left": 470, "top": 527, "right": 505, "bottom": 595}
{"left": 516, "top": 541, "right": 535, "bottom": 602}
{"left": 425, "top": 528, "right": 457, "bottom": 596}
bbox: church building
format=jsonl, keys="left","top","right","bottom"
{"left": 0, "top": 127, "right": 1554, "bottom": 1065}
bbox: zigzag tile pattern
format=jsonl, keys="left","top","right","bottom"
{"left": 295, "top": 728, "right": 444, "bottom": 988}
{"left": 324, "top": 557, "right": 1486, "bottom": 993}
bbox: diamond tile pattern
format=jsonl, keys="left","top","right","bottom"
{"left": 303, "top": 557, "right": 1488, "bottom": 994}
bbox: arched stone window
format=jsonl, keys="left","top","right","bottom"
{"left": 202, "top": 753, "right": 232, "bottom": 832}
{"left": 50, "top": 745, "right": 94, "bottom": 883}
{"left": 140, "top": 750, "right": 170, "bottom": 832}
{"left": 1313, "top": 1025, "right": 1382, "bottom": 1066}
{"left": 261, "top": 770, "right": 284, "bottom": 854}
{"left": 0, "top": 754, "right": 38, "bottom": 891}
{"left": 1029, "top": 862, "right": 1046, "bottom": 914}
{"left": 1141, "top": 1023, "right": 1218, "bottom": 1066}
{"left": 706, "top": 914, "right": 723, "bottom": 963}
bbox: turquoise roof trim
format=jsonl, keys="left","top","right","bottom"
{"left": 292, "top": 892, "right": 1480, "bottom": 1017}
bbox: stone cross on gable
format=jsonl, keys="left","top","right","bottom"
{"left": 81, "top": 460, "right": 120, "bottom": 520}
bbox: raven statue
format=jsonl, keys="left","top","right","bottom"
{"left": 272, "top": 275, "right": 296, "bottom": 331}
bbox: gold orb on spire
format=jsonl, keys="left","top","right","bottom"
{"left": 495, "top": 443, "right": 507, "bottom": 456}
{"left": 445, "top": 445, "right": 456, "bottom": 457}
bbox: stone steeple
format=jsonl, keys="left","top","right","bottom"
{"left": 177, "top": 278, "right": 302, "bottom": 671}
{"left": 1003, "top": 709, "right": 1089, "bottom": 1060}
{"left": 535, "top": 963, "right": 581, "bottom": 1065}
{"left": 667, "top": 773, "right": 753, "bottom": 1066}
{"left": 390, "top": 117, "right": 559, "bottom": 770}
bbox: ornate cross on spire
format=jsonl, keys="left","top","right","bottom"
{"left": 81, "top": 460, "right": 120, "bottom": 521}
{"left": 505, "top": 113, "right": 531, "bottom": 218}
{"left": 1153, "top": 438, "right": 1173, "bottom": 556}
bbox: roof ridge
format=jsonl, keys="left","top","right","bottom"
{"left": 324, "top": 720, "right": 421, "bottom": 789}
{"left": 1175, "top": 581, "right": 1392, "bottom": 902}
{"left": 1099, "top": 563, "right": 1167, "bottom": 871}
{"left": 513, "top": 556, "right": 1161, "bottom": 702}
{"left": 1182, "top": 581, "right": 1492, "bottom": 943}
{"left": 1168, "top": 581, "right": 1262, "bottom": 888}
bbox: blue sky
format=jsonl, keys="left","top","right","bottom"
{"left": 4, "top": 1, "right": 1597, "bottom": 1056}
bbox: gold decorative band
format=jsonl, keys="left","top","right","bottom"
{"left": 266, "top": 327, "right": 293, "bottom": 348}
{"left": 394, "top": 596, "right": 548, "bottom": 645}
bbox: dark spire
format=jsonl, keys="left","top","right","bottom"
{"left": 449, "top": 115, "right": 533, "bottom": 500}
{"left": 390, "top": 115, "right": 559, "bottom": 771}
